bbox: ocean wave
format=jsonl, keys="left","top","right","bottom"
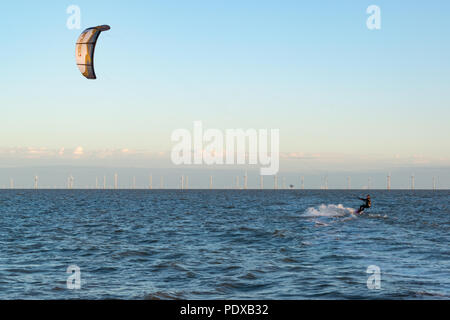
{"left": 144, "top": 291, "right": 184, "bottom": 300}
{"left": 414, "top": 291, "right": 450, "bottom": 298}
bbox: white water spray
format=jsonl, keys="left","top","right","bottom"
{"left": 303, "top": 204, "right": 355, "bottom": 217}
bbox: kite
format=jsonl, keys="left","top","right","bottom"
{"left": 75, "top": 25, "right": 110, "bottom": 79}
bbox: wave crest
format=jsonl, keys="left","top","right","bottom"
{"left": 304, "top": 204, "right": 355, "bottom": 217}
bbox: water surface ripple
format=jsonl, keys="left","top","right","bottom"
{"left": 0, "top": 190, "right": 448, "bottom": 299}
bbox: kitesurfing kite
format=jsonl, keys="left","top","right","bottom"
{"left": 75, "top": 25, "right": 110, "bottom": 79}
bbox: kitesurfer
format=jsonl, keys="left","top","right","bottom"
{"left": 357, "top": 194, "right": 371, "bottom": 214}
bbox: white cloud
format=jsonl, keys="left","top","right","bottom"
{"left": 73, "top": 146, "right": 84, "bottom": 156}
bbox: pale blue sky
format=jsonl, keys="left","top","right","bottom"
{"left": 1, "top": 1, "right": 449, "bottom": 172}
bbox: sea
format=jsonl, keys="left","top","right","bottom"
{"left": 0, "top": 189, "right": 448, "bottom": 300}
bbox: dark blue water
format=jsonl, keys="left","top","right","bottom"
{"left": 0, "top": 190, "right": 448, "bottom": 299}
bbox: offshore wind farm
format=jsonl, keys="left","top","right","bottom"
{"left": 1, "top": 169, "right": 446, "bottom": 190}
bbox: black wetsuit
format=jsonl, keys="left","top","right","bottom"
{"left": 358, "top": 197, "right": 371, "bottom": 212}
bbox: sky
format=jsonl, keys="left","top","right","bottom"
{"left": 1, "top": 1, "right": 449, "bottom": 188}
